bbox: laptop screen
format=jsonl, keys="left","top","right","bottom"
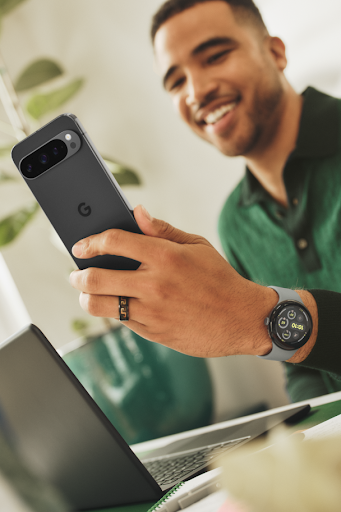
{"left": 0, "top": 324, "right": 162, "bottom": 511}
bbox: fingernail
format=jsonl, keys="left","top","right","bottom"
{"left": 72, "top": 241, "right": 84, "bottom": 257}
{"left": 140, "top": 204, "right": 152, "bottom": 221}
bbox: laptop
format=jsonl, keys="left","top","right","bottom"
{"left": 0, "top": 324, "right": 309, "bottom": 511}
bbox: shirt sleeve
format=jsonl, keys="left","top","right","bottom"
{"left": 284, "top": 363, "right": 331, "bottom": 402}
{"left": 296, "top": 289, "right": 341, "bottom": 378}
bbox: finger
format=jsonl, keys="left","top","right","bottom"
{"left": 72, "top": 208, "right": 210, "bottom": 261}
{"left": 72, "top": 227, "right": 168, "bottom": 263}
{"left": 79, "top": 293, "right": 147, "bottom": 325}
{"left": 69, "top": 267, "right": 143, "bottom": 298}
{"left": 134, "top": 204, "right": 211, "bottom": 246}
{"left": 79, "top": 293, "right": 174, "bottom": 347}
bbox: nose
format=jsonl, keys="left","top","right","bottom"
{"left": 185, "top": 72, "right": 218, "bottom": 108}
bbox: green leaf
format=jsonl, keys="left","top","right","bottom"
{"left": 0, "top": 144, "right": 13, "bottom": 158}
{"left": 113, "top": 168, "right": 141, "bottom": 186}
{"left": 0, "top": 170, "right": 17, "bottom": 181}
{"left": 103, "top": 158, "right": 141, "bottom": 186}
{"left": 0, "top": 0, "right": 25, "bottom": 16}
{"left": 0, "top": 202, "right": 39, "bottom": 246}
{"left": 15, "top": 59, "right": 63, "bottom": 92}
{"left": 71, "top": 318, "right": 90, "bottom": 336}
{"left": 26, "top": 78, "right": 84, "bottom": 120}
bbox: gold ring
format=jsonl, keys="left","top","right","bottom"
{"left": 119, "top": 296, "right": 129, "bottom": 321}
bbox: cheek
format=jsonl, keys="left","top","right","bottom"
{"left": 222, "top": 53, "right": 264, "bottom": 94}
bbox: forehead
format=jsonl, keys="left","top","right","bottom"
{"left": 154, "top": 1, "right": 254, "bottom": 74}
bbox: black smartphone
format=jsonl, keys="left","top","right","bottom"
{"left": 11, "top": 114, "right": 142, "bottom": 271}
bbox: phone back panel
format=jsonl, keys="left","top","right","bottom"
{"left": 12, "top": 114, "right": 142, "bottom": 271}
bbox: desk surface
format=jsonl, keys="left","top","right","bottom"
{"left": 90, "top": 391, "right": 341, "bottom": 512}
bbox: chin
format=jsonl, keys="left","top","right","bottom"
{"left": 213, "top": 130, "right": 261, "bottom": 157}
{"left": 211, "top": 140, "right": 245, "bottom": 158}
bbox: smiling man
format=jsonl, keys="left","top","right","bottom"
{"left": 70, "top": 0, "right": 341, "bottom": 402}
{"left": 152, "top": 0, "right": 301, "bottom": 207}
{"left": 155, "top": 1, "right": 282, "bottom": 155}
{"left": 149, "top": 0, "right": 341, "bottom": 400}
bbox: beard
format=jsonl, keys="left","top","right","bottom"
{"left": 213, "top": 74, "right": 285, "bottom": 158}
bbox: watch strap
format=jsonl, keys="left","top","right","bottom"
{"left": 259, "top": 340, "right": 299, "bottom": 361}
{"left": 258, "top": 286, "right": 302, "bottom": 361}
{"left": 268, "top": 286, "right": 303, "bottom": 304}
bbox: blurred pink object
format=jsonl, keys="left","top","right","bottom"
{"left": 218, "top": 498, "right": 250, "bottom": 512}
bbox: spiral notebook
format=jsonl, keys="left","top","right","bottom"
{"left": 147, "top": 468, "right": 223, "bottom": 512}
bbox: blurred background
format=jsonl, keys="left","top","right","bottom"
{"left": 0, "top": 0, "right": 340, "bottom": 425}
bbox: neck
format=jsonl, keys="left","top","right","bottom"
{"left": 245, "top": 84, "right": 303, "bottom": 208}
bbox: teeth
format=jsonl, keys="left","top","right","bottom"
{"left": 204, "top": 102, "right": 237, "bottom": 124}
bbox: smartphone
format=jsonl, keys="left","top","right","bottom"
{"left": 11, "top": 114, "right": 142, "bottom": 271}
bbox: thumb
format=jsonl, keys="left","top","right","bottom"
{"left": 134, "top": 205, "right": 209, "bottom": 245}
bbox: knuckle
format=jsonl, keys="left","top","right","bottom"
{"left": 79, "top": 292, "right": 89, "bottom": 312}
{"left": 82, "top": 237, "right": 91, "bottom": 254}
{"left": 159, "top": 222, "right": 183, "bottom": 243}
{"left": 82, "top": 268, "right": 101, "bottom": 292}
{"left": 101, "top": 229, "right": 120, "bottom": 253}
{"left": 155, "top": 219, "right": 173, "bottom": 237}
{"left": 83, "top": 294, "right": 101, "bottom": 317}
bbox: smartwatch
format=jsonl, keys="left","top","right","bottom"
{"left": 259, "top": 286, "right": 313, "bottom": 361}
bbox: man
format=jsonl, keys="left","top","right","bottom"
{"left": 69, "top": 0, "right": 341, "bottom": 400}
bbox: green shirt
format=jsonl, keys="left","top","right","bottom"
{"left": 218, "top": 87, "right": 341, "bottom": 402}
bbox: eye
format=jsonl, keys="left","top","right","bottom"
{"left": 207, "top": 49, "right": 231, "bottom": 64}
{"left": 169, "top": 76, "right": 186, "bottom": 91}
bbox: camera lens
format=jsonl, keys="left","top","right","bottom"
{"left": 39, "top": 153, "right": 49, "bottom": 164}
{"left": 20, "top": 138, "right": 68, "bottom": 179}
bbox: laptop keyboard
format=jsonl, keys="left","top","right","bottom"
{"left": 143, "top": 436, "right": 250, "bottom": 487}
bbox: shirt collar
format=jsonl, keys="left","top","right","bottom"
{"left": 239, "top": 87, "right": 340, "bottom": 207}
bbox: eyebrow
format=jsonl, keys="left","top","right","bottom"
{"left": 192, "top": 36, "right": 236, "bottom": 55}
{"left": 162, "top": 37, "right": 236, "bottom": 89}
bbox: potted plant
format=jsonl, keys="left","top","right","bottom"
{"left": 0, "top": 0, "right": 213, "bottom": 445}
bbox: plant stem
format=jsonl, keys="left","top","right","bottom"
{"left": 0, "top": 50, "right": 29, "bottom": 140}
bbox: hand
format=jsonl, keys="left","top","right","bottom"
{"left": 69, "top": 205, "right": 287, "bottom": 357}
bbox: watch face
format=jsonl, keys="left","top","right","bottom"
{"left": 268, "top": 301, "right": 313, "bottom": 351}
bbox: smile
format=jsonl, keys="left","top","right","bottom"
{"left": 203, "top": 101, "right": 238, "bottom": 125}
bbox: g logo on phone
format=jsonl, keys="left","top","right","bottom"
{"left": 78, "top": 202, "right": 92, "bottom": 217}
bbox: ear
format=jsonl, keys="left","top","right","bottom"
{"left": 268, "top": 36, "right": 287, "bottom": 72}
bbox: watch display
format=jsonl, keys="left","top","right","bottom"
{"left": 267, "top": 300, "right": 313, "bottom": 351}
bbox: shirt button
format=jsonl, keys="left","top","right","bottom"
{"left": 297, "top": 238, "right": 308, "bottom": 250}
{"left": 292, "top": 198, "right": 299, "bottom": 206}
{"left": 276, "top": 210, "right": 285, "bottom": 219}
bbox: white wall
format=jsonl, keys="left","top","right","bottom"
{"left": 0, "top": 0, "right": 340, "bottom": 421}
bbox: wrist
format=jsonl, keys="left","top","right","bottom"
{"left": 220, "top": 280, "right": 277, "bottom": 357}
{"left": 245, "top": 283, "right": 278, "bottom": 356}
{"left": 256, "top": 287, "right": 318, "bottom": 362}
{"left": 287, "top": 290, "right": 318, "bottom": 363}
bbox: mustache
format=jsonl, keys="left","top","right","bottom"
{"left": 191, "top": 92, "right": 240, "bottom": 115}
{"left": 191, "top": 91, "right": 222, "bottom": 113}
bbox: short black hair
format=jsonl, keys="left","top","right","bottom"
{"left": 151, "top": 0, "right": 267, "bottom": 43}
